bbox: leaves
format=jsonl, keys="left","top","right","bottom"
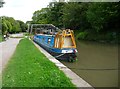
{"left": 31, "top": 2, "right": 119, "bottom": 42}
{"left": 1, "top": 16, "right": 27, "bottom": 34}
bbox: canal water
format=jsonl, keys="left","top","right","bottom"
{"left": 61, "top": 40, "right": 118, "bottom": 87}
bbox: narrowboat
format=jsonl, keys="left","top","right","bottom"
{"left": 32, "top": 24, "right": 77, "bottom": 62}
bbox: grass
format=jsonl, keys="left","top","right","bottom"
{"left": 0, "top": 34, "right": 2, "bottom": 42}
{"left": 23, "top": 33, "right": 29, "bottom": 36}
{"left": 2, "top": 38, "right": 75, "bottom": 87}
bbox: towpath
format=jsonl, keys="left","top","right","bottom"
{"left": 0, "top": 38, "right": 21, "bottom": 73}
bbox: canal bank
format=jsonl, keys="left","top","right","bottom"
{"left": 61, "top": 40, "right": 118, "bottom": 87}
{"left": 31, "top": 39, "right": 94, "bottom": 88}
{"left": 2, "top": 38, "right": 76, "bottom": 87}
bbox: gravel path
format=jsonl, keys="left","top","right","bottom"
{"left": 0, "top": 38, "right": 21, "bottom": 73}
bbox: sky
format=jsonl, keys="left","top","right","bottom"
{"left": 0, "top": 0, "right": 52, "bottom": 22}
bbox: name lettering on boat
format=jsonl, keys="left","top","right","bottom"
{"left": 62, "top": 50, "right": 73, "bottom": 53}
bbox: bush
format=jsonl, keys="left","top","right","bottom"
{"left": 103, "top": 32, "right": 117, "bottom": 43}
{"left": 76, "top": 31, "right": 88, "bottom": 40}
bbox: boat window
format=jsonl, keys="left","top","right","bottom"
{"left": 48, "top": 38, "right": 51, "bottom": 44}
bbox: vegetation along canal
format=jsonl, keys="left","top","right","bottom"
{"left": 61, "top": 40, "right": 118, "bottom": 87}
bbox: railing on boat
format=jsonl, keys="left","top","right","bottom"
{"left": 54, "top": 29, "right": 76, "bottom": 49}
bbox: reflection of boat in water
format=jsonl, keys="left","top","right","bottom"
{"left": 32, "top": 24, "right": 77, "bottom": 62}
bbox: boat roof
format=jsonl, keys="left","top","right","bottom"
{"left": 36, "top": 34, "right": 55, "bottom": 37}
{"left": 31, "top": 24, "right": 60, "bottom": 31}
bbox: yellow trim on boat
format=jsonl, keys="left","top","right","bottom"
{"left": 54, "top": 29, "right": 76, "bottom": 49}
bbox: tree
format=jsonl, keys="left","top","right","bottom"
{"left": 47, "top": 2, "right": 65, "bottom": 28}
{"left": 2, "top": 18, "right": 8, "bottom": 34}
{"left": 32, "top": 2, "right": 65, "bottom": 28}
{"left": 1, "top": 16, "right": 24, "bottom": 34}
{"left": 17, "top": 20, "right": 27, "bottom": 32}
{"left": 62, "top": 2, "right": 90, "bottom": 30}
{"left": 86, "top": 2, "right": 120, "bottom": 33}
{"left": 31, "top": 2, "right": 120, "bottom": 42}
{"left": 32, "top": 8, "right": 49, "bottom": 24}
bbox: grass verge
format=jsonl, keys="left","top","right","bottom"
{"left": 2, "top": 38, "right": 75, "bottom": 87}
{"left": 0, "top": 35, "right": 2, "bottom": 42}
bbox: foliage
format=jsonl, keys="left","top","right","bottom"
{"left": 31, "top": 2, "right": 119, "bottom": 43}
{"left": 76, "top": 31, "right": 88, "bottom": 40}
{"left": 17, "top": 20, "right": 27, "bottom": 32}
{"left": 63, "top": 2, "right": 90, "bottom": 30}
{"left": 32, "top": 8, "right": 49, "bottom": 24}
{"left": 48, "top": 2, "right": 65, "bottom": 28}
{"left": 1, "top": 16, "right": 27, "bottom": 34}
{"left": 1, "top": 17, "right": 9, "bottom": 34}
{"left": 0, "top": 34, "right": 2, "bottom": 42}
{"left": 86, "top": 2, "right": 120, "bottom": 33}
{"left": 32, "top": 2, "right": 65, "bottom": 28}
{"left": 2, "top": 38, "right": 76, "bottom": 87}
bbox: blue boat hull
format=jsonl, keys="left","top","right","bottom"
{"left": 33, "top": 35, "right": 77, "bottom": 61}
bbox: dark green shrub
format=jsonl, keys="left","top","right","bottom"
{"left": 76, "top": 31, "right": 88, "bottom": 40}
